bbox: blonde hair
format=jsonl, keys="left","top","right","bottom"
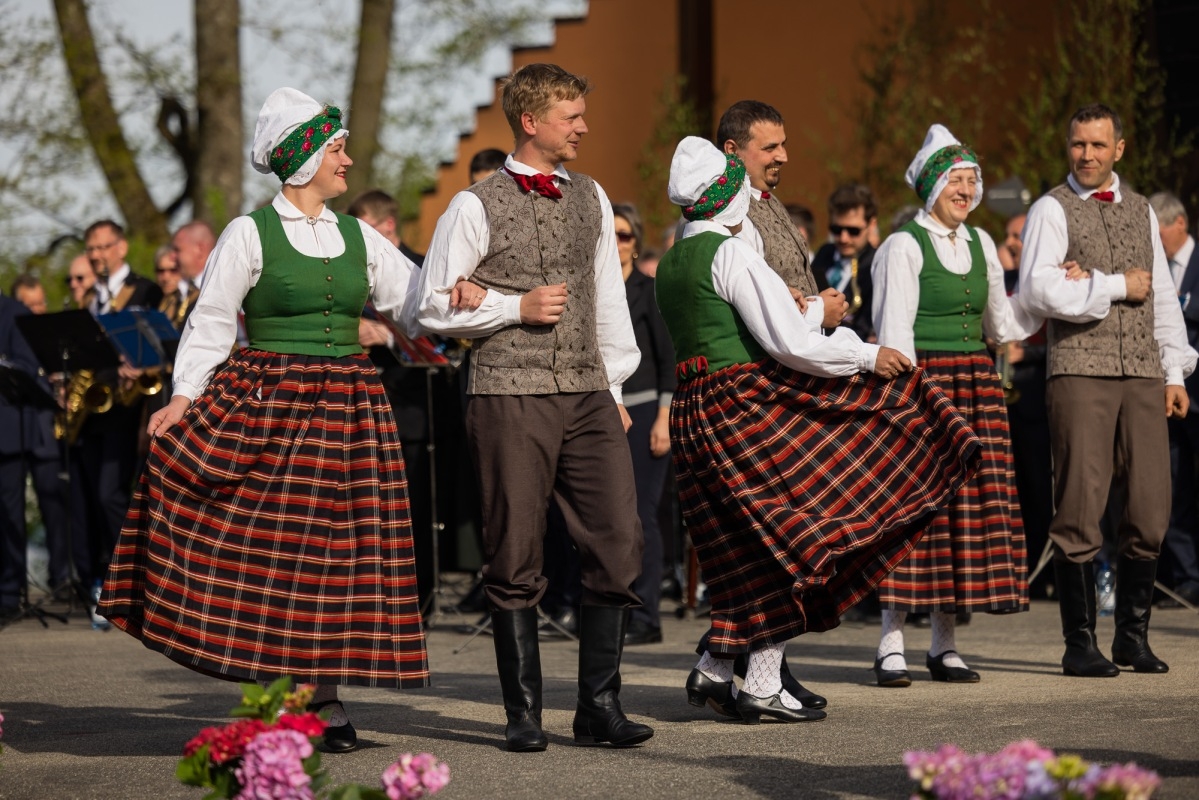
{"left": 500, "top": 63, "right": 591, "bottom": 138}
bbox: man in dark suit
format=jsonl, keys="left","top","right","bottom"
{"left": 1151, "top": 192, "right": 1199, "bottom": 607}
{"left": 0, "top": 293, "right": 66, "bottom": 622}
{"left": 812, "top": 183, "right": 879, "bottom": 341}
{"left": 74, "top": 220, "right": 162, "bottom": 626}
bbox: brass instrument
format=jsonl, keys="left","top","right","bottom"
{"left": 116, "top": 368, "right": 164, "bottom": 406}
{"left": 56, "top": 369, "right": 115, "bottom": 444}
{"left": 997, "top": 342, "right": 1021, "bottom": 406}
{"left": 846, "top": 257, "right": 863, "bottom": 315}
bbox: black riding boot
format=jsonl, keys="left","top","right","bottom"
{"left": 492, "top": 608, "right": 549, "bottom": 751}
{"left": 1054, "top": 559, "right": 1119, "bottom": 678}
{"left": 1111, "top": 557, "right": 1169, "bottom": 673}
{"left": 572, "top": 605, "right": 654, "bottom": 747}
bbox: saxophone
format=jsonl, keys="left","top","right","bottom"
{"left": 56, "top": 369, "right": 115, "bottom": 444}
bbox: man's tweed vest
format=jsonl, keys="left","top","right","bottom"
{"left": 1046, "top": 184, "right": 1162, "bottom": 379}
{"left": 466, "top": 170, "right": 608, "bottom": 395}
{"left": 746, "top": 193, "right": 820, "bottom": 296}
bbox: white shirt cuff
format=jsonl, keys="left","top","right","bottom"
{"left": 1099, "top": 271, "right": 1127, "bottom": 302}
{"left": 503, "top": 294, "right": 524, "bottom": 326}
{"left": 1166, "top": 367, "right": 1185, "bottom": 386}
{"left": 858, "top": 342, "right": 881, "bottom": 373}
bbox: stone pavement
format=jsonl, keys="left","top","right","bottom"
{"left": 1, "top": 590, "right": 1197, "bottom": 799}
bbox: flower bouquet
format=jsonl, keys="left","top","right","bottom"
{"left": 177, "top": 678, "right": 448, "bottom": 800}
{"left": 905, "top": 740, "right": 1161, "bottom": 800}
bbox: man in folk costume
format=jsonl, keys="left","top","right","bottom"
{"left": 1019, "top": 103, "right": 1197, "bottom": 676}
{"left": 417, "top": 63, "right": 652, "bottom": 751}
{"left": 657, "top": 137, "right": 981, "bottom": 723}
{"left": 695, "top": 99, "right": 847, "bottom": 711}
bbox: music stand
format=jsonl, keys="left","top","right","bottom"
{"left": 0, "top": 358, "right": 66, "bottom": 629}
{"left": 16, "top": 310, "right": 122, "bottom": 626}
{"left": 98, "top": 307, "right": 180, "bottom": 367}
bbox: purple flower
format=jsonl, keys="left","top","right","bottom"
{"left": 382, "top": 753, "right": 450, "bottom": 800}
{"left": 234, "top": 729, "right": 314, "bottom": 800}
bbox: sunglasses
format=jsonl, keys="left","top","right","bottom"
{"left": 155, "top": 266, "right": 180, "bottom": 274}
{"left": 615, "top": 232, "right": 636, "bottom": 243}
{"left": 68, "top": 275, "right": 89, "bottom": 283}
{"left": 829, "top": 224, "right": 864, "bottom": 237}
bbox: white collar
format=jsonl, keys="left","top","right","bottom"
{"left": 503, "top": 154, "right": 571, "bottom": 182}
{"left": 915, "top": 209, "right": 973, "bottom": 241}
{"left": 1067, "top": 172, "right": 1123, "bottom": 202}
{"left": 272, "top": 192, "right": 337, "bottom": 223}
{"left": 106, "top": 263, "right": 131, "bottom": 294}
{"left": 1175, "top": 235, "right": 1195, "bottom": 268}
{"left": 680, "top": 219, "right": 732, "bottom": 240}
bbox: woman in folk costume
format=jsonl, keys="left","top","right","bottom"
{"left": 656, "top": 137, "right": 981, "bottom": 723}
{"left": 100, "top": 88, "right": 434, "bottom": 752}
{"left": 870, "top": 124, "right": 1043, "bottom": 686}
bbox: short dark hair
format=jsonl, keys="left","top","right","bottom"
{"left": 716, "top": 101, "right": 785, "bottom": 151}
{"left": 11, "top": 273, "right": 41, "bottom": 297}
{"left": 347, "top": 189, "right": 397, "bottom": 222}
{"left": 83, "top": 219, "right": 125, "bottom": 241}
{"left": 784, "top": 203, "right": 814, "bottom": 237}
{"left": 469, "top": 148, "right": 507, "bottom": 178}
{"left": 611, "top": 202, "right": 644, "bottom": 255}
{"left": 828, "top": 183, "right": 878, "bottom": 222}
{"left": 1069, "top": 103, "right": 1124, "bottom": 141}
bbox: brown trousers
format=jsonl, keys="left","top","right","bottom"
{"left": 1047, "top": 376, "right": 1170, "bottom": 563}
{"left": 465, "top": 391, "right": 644, "bottom": 610}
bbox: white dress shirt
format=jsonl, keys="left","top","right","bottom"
{"left": 683, "top": 220, "right": 878, "bottom": 376}
{"left": 171, "top": 193, "right": 420, "bottom": 401}
{"left": 90, "top": 263, "right": 132, "bottom": 315}
{"left": 1018, "top": 173, "right": 1196, "bottom": 385}
{"left": 416, "top": 155, "right": 640, "bottom": 403}
{"left": 872, "top": 210, "right": 1042, "bottom": 362}
{"left": 1171, "top": 235, "right": 1194, "bottom": 293}
{"left": 735, "top": 185, "right": 826, "bottom": 329}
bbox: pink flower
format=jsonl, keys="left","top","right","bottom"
{"left": 714, "top": 200, "right": 724, "bottom": 209}
{"left": 684, "top": 206, "right": 694, "bottom": 214}
{"left": 382, "top": 753, "right": 450, "bottom": 800}
{"left": 301, "top": 141, "right": 312, "bottom": 153}
{"left": 699, "top": 196, "right": 709, "bottom": 204}
{"left": 305, "top": 127, "right": 315, "bottom": 139}
{"left": 717, "top": 176, "right": 727, "bottom": 185}
{"left": 321, "top": 122, "right": 333, "bottom": 134}
{"left": 234, "top": 729, "right": 314, "bottom": 800}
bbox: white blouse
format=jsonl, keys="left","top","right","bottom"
{"left": 682, "top": 220, "right": 878, "bottom": 376}
{"left": 171, "top": 193, "right": 420, "bottom": 401}
{"left": 872, "top": 210, "right": 1042, "bottom": 362}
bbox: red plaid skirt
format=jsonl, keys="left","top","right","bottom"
{"left": 100, "top": 349, "right": 430, "bottom": 689}
{"left": 878, "top": 351, "right": 1028, "bottom": 613}
{"left": 673, "top": 359, "right": 980, "bottom": 655}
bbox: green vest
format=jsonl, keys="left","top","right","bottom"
{"left": 242, "top": 207, "right": 370, "bottom": 357}
{"left": 655, "top": 231, "right": 767, "bottom": 377}
{"left": 900, "top": 220, "right": 987, "bottom": 352}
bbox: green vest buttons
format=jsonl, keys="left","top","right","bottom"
{"left": 326, "top": 275, "right": 333, "bottom": 281}
{"left": 323, "top": 257, "right": 330, "bottom": 264}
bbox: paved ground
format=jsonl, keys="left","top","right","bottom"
{"left": 1, "top": 586, "right": 1197, "bottom": 799}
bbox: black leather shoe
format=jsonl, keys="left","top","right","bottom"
{"left": 1111, "top": 557, "right": 1169, "bottom": 674}
{"left": 572, "top": 606, "right": 654, "bottom": 747}
{"left": 926, "top": 651, "right": 980, "bottom": 683}
{"left": 872, "top": 653, "right": 912, "bottom": 687}
{"left": 780, "top": 661, "right": 827, "bottom": 710}
{"left": 623, "top": 619, "right": 662, "bottom": 646}
{"left": 684, "top": 669, "right": 740, "bottom": 718}
{"left": 735, "top": 691, "right": 826, "bottom": 724}
{"left": 1055, "top": 559, "right": 1120, "bottom": 678}
{"left": 310, "top": 700, "right": 357, "bottom": 753}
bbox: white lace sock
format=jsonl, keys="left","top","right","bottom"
{"left": 312, "top": 684, "right": 350, "bottom": 727}
{"left": 878, "top": 610, "right": 907, "bottom": 671}
{"left": 929, "top": 611, "right": 968, "bottom": 669}
{"left": 696, "top": 650, "right": 735, "bottom": 684}
{"left": 744, "top": 642, "right": 803, "bottom": 709}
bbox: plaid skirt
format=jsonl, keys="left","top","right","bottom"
{"left": 100, "top": 349, "right": 430, "bottom": 689}
{"left": 673, "top": 359, "right": 980, "bottom": 655}
{"left": 877, "top": 351, "right": 1029, "bottom": 613}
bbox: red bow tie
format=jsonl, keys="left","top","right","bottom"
{"left": 506, "top": 168, "right": 563, "bottom": 199}
{"left": 760, "top": 191, "right": 771, "bottom": 200}
{"left": 1091, "top": 190, "right": 1115, "bottom": 203}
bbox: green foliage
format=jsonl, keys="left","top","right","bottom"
{"left": 1005, "top": 0, "right": 1193, "bottom": 197}
{"left": 636, "top": 76, "right": 703, "bottom": 240}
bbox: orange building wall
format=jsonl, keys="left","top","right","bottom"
{"left": 412, "top": 0, "right": 1054, "bottom": 249}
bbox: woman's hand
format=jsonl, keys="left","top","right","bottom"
{"left": 451, "top": 278, "right": 487, "bottom": 311}
{"left": 148, "top": 395, "right": 191, "bottom": 438}
{"left": 649, "top": 408, "right": 671, "bottom": 458}
{"left": 872, "top": 347, "right": 913, "bottom": 380}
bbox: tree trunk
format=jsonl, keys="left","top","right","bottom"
{"left": 53, "top": 0, "right": 168, "bottom": 242}
{"left": 193, "top": 0, "right": 243, "bottom": 228}
{"left": 339, "top": 0, "right": 396, "bottom": 208}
